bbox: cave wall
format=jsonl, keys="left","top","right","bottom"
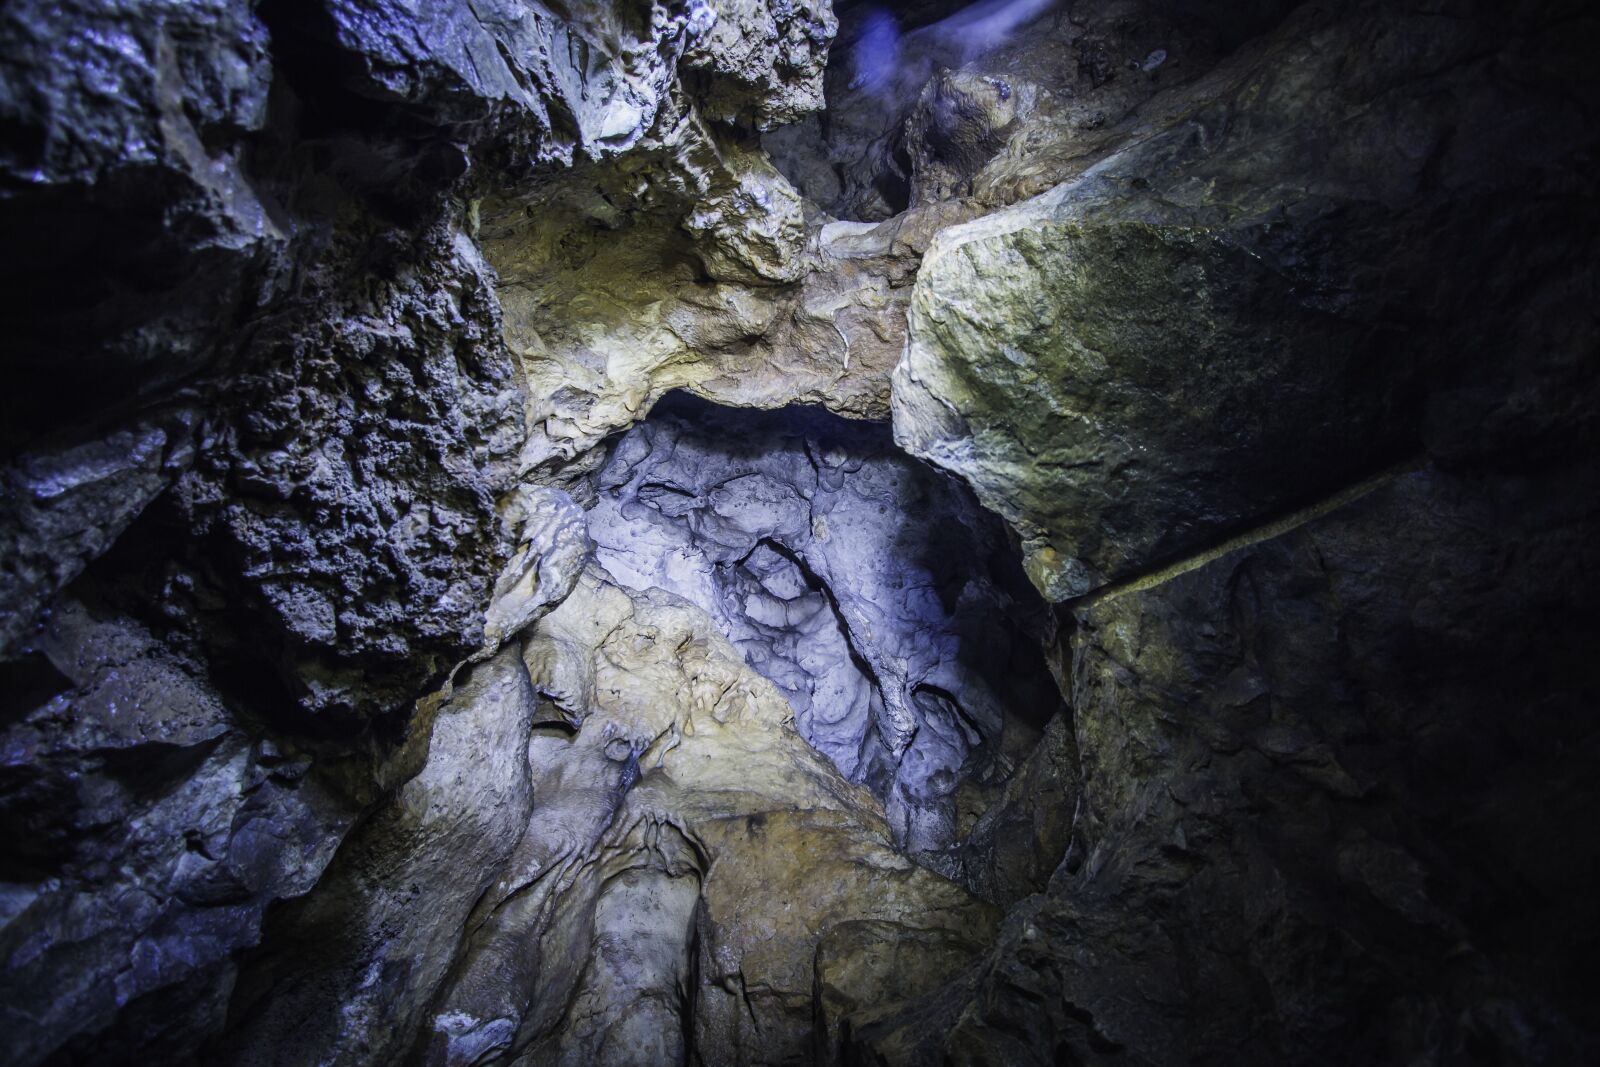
{"left": 586, "top": 394, "right": 1066, "bottom": 885}
{"left": 0, "top": 0, "right": 840, "bottom": 1061}
{"left": 2, "top": 0, "right": 1598, "bottom": 1065}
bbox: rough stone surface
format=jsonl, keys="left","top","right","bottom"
{"left": 0, "top": 0, "right": 849, "bottom": 1061}
{"left": 587, "top": 394, "right": 1065, "bottom": 881}
{"left": 218, "top": 645, "right": 540, "bottom": 1067}
{"left": 482, "top": 133, "right": 930, "bottom": 476}
{"left": 3, "top": 0, "right": 1598, "bottom": 1065}
{"left": 0, "top": 599, "right": 354, "bottom": 1066}
{"left": 852, "top": 460, "right": 1600, "bottom": 1065}
{"left": 892, "top": 0, "right": 1600, "bottom": 599}
{"left": 170, "top": 215, "right": 525, "bottom": 724}
{"left": 217, "top": 567, "right": 999, "bottom": 1067}
{"left": 0, "top": 0, "right": 281, "bottom": 450}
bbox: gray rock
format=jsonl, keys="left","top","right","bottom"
{"left": 2, "top": 1, "right": 1597, "bottom": 1065}
{"left": 586, "top": 395, "right": 1063, "bottom": 874}
{"left": 218, "top": 645, "right": 540, "bottom": 1067}
{"left": 171, "top": 216, "right": 524, "bottom": 723}
{"left": 0, "top": 410, "right": 196, "bottom": 657}
{"left": 851, "top": 459, "right": 1600, "bottom": 1065}
{"left": 0, "top": 600, "right": 353, "bottom": 1065}
{"left": 0, "top": 0, "right": 283, "bottom": 448}
{"left": 892, "top": 0, "right": 1600, "bottom": 599}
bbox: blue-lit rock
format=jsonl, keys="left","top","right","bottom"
{"left": 587, "top": 394, "right": 1063, "bottom": 866}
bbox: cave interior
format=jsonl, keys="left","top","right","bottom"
{"left": 1, "top": 0, "right": 1598, "bottom": 1065}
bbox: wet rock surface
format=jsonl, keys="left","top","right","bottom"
{"left": 2, "top": 0, "right": 1598, "bottom": 1065}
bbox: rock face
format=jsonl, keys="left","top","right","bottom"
{"left": 587, "top": 394, "right": 1064, "bottom": 878}
{"left": 172, "top": 217, "right": 526, "bottom": 723}
{"left": 0, "top": 599, "right": 354, "bottom": 1067}
{"left": 853, "top": 460, "right": 1600, "bottom": 1065}
{"left": 891, "top": 0, "right": 1600, "bottom": 600}
{"left": 214, "top": 566, "right": 997, "bottom": 1067}
{"left": 3, "top": 0, "right": 1599, "bottom": 1065}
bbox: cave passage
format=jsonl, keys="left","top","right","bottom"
{"left": 587, "top": 392, "right": 1063, "bottom": 867}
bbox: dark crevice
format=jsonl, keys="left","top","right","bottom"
{"left": 734, "top": 535, "right": 891, "bottom": 712}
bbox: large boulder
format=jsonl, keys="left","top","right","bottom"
{"left": 893, "top": 0, "right": 1600, "bottom": 599}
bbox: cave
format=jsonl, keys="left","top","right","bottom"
{"left": 1, "top": 1, "right": 1597, "bottom": 1065}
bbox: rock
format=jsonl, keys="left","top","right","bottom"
{"left": 309, "top": 0, "right": 823, "bottom": 166}
{"left": 0, "top": 0, "right": 283, "bottom": 656}
{"left": 2, "top": 0, "right": 1598, "bottom": 1064}
{"left": 896, "top": 216, "right": 1404, "bottom": 599}
{"left": 188, "top": 561, "right": 998, "bottom": 1067}
{"left": 217, "top": 645, "right": 540, "bottom": 1067}
{"left": 851, "top": 459, "right": 1600, "bottom": 1065}
{"left": 477, "top": 485, "right": 592, "bottom": 662}
{"left": 586, "top": 394, "right": 1064, "bottom": 876}
{"left": 683, "top": 0, "right": 837, "bottom": 130}
{"left": 0, "top": 410, "right": 197, "bottom": 657}
{"left": 0, "top": 600, "right": 354, "bottom": 1065}
{"left": 813, "top": 919, "right": 989, "bottom": 1064}
{"left": 482, "top": 119, "right": 928, "bottom": 476}
{"left": 775, "top": 0, "right": 1216, "bottom": 221}
{"left": 892, "top": 0, "right": 1600, "bottom": 600}
{"left": 904, "top": 68, "right": 1020, "bottom": 204}
{"left": 521, "top": 571, "right": 998, "bottom": 1065}
{"left": 0, "top": 0, "right": 282, "bottom": 450}
{"left": 171, "top": 216, "right": 525, "bottom": 724}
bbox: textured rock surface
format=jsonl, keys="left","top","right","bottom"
{"left": 892, "top": 0, "right": 1600, "bottom": 599}
{"left": 0, "top": 598, "right": 355, "bottom": 1066}
{"left": 215, "top": 567, "right": 998, "bottom": 1067}
{"left": 0, "top": 0, "right": 279, "bottom": 449}
{"left": 171, "top": 215, "right": 525, "bottom": 723}
{"left": 3, "top": 0, "right": 1598, "bottom": 1064}
{"left": 588, "top": 394, "right": 1065, "bottom": 882}
{"left": 852, "top": 460, "right": 1600, "bottom": 1065}
{"left": 220, "top": 644, "right": 542, "bottom": 1067}
{"left": 482, "top": 136, "right": 929, "bottom": 475}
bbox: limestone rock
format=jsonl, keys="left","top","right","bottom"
{"left": 586, "top": 395, "right": 1064, "bottom": 875}
{"left": 851, "top": 460, "right": 1600, "bottom": 1064}
{"left": 218, "top": 645, "right": 540, "bottom": 1067}
{"left": 0, "top": 0, "right": 282, "bottom": 450}
{"left": 3, "top": 1, "right": 1598, "bottom": 1064}
{"left": 172, "top": 217, "right": 524, "bottom": 724}
{"left": 320, "top": 0, "right": 651, "bottom": 158}
{"left": 777, "top": 0, "right": 1214, "bottom": 221}
{"left": 683, "top": 0, "right": 837, "bottom": 130}
{"left": 257, "top": 566, "right": 1000, "bottom": 1067}
{"left": 478, "top": 485, "right": 592, "bottom": 661}
{"left": 484, "top": 156, "right": 924, "bottom": 473}
{"left": 896, "top": 217, "right": 1402, "bottom": 599}
{"left": 0, "top": 0, "right": 284, "bottom": 658}
{"left": 0, "top": 411, "right": 197, "bottom": 657}
{"left": 525, "top": 571, "right": 999, "bottom": 1065}
{"left": 892, "top": 0, "right": 1600, "bottom": 599}
{"left": 0, "top": 600, "right": 355, "bottom": 1065}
